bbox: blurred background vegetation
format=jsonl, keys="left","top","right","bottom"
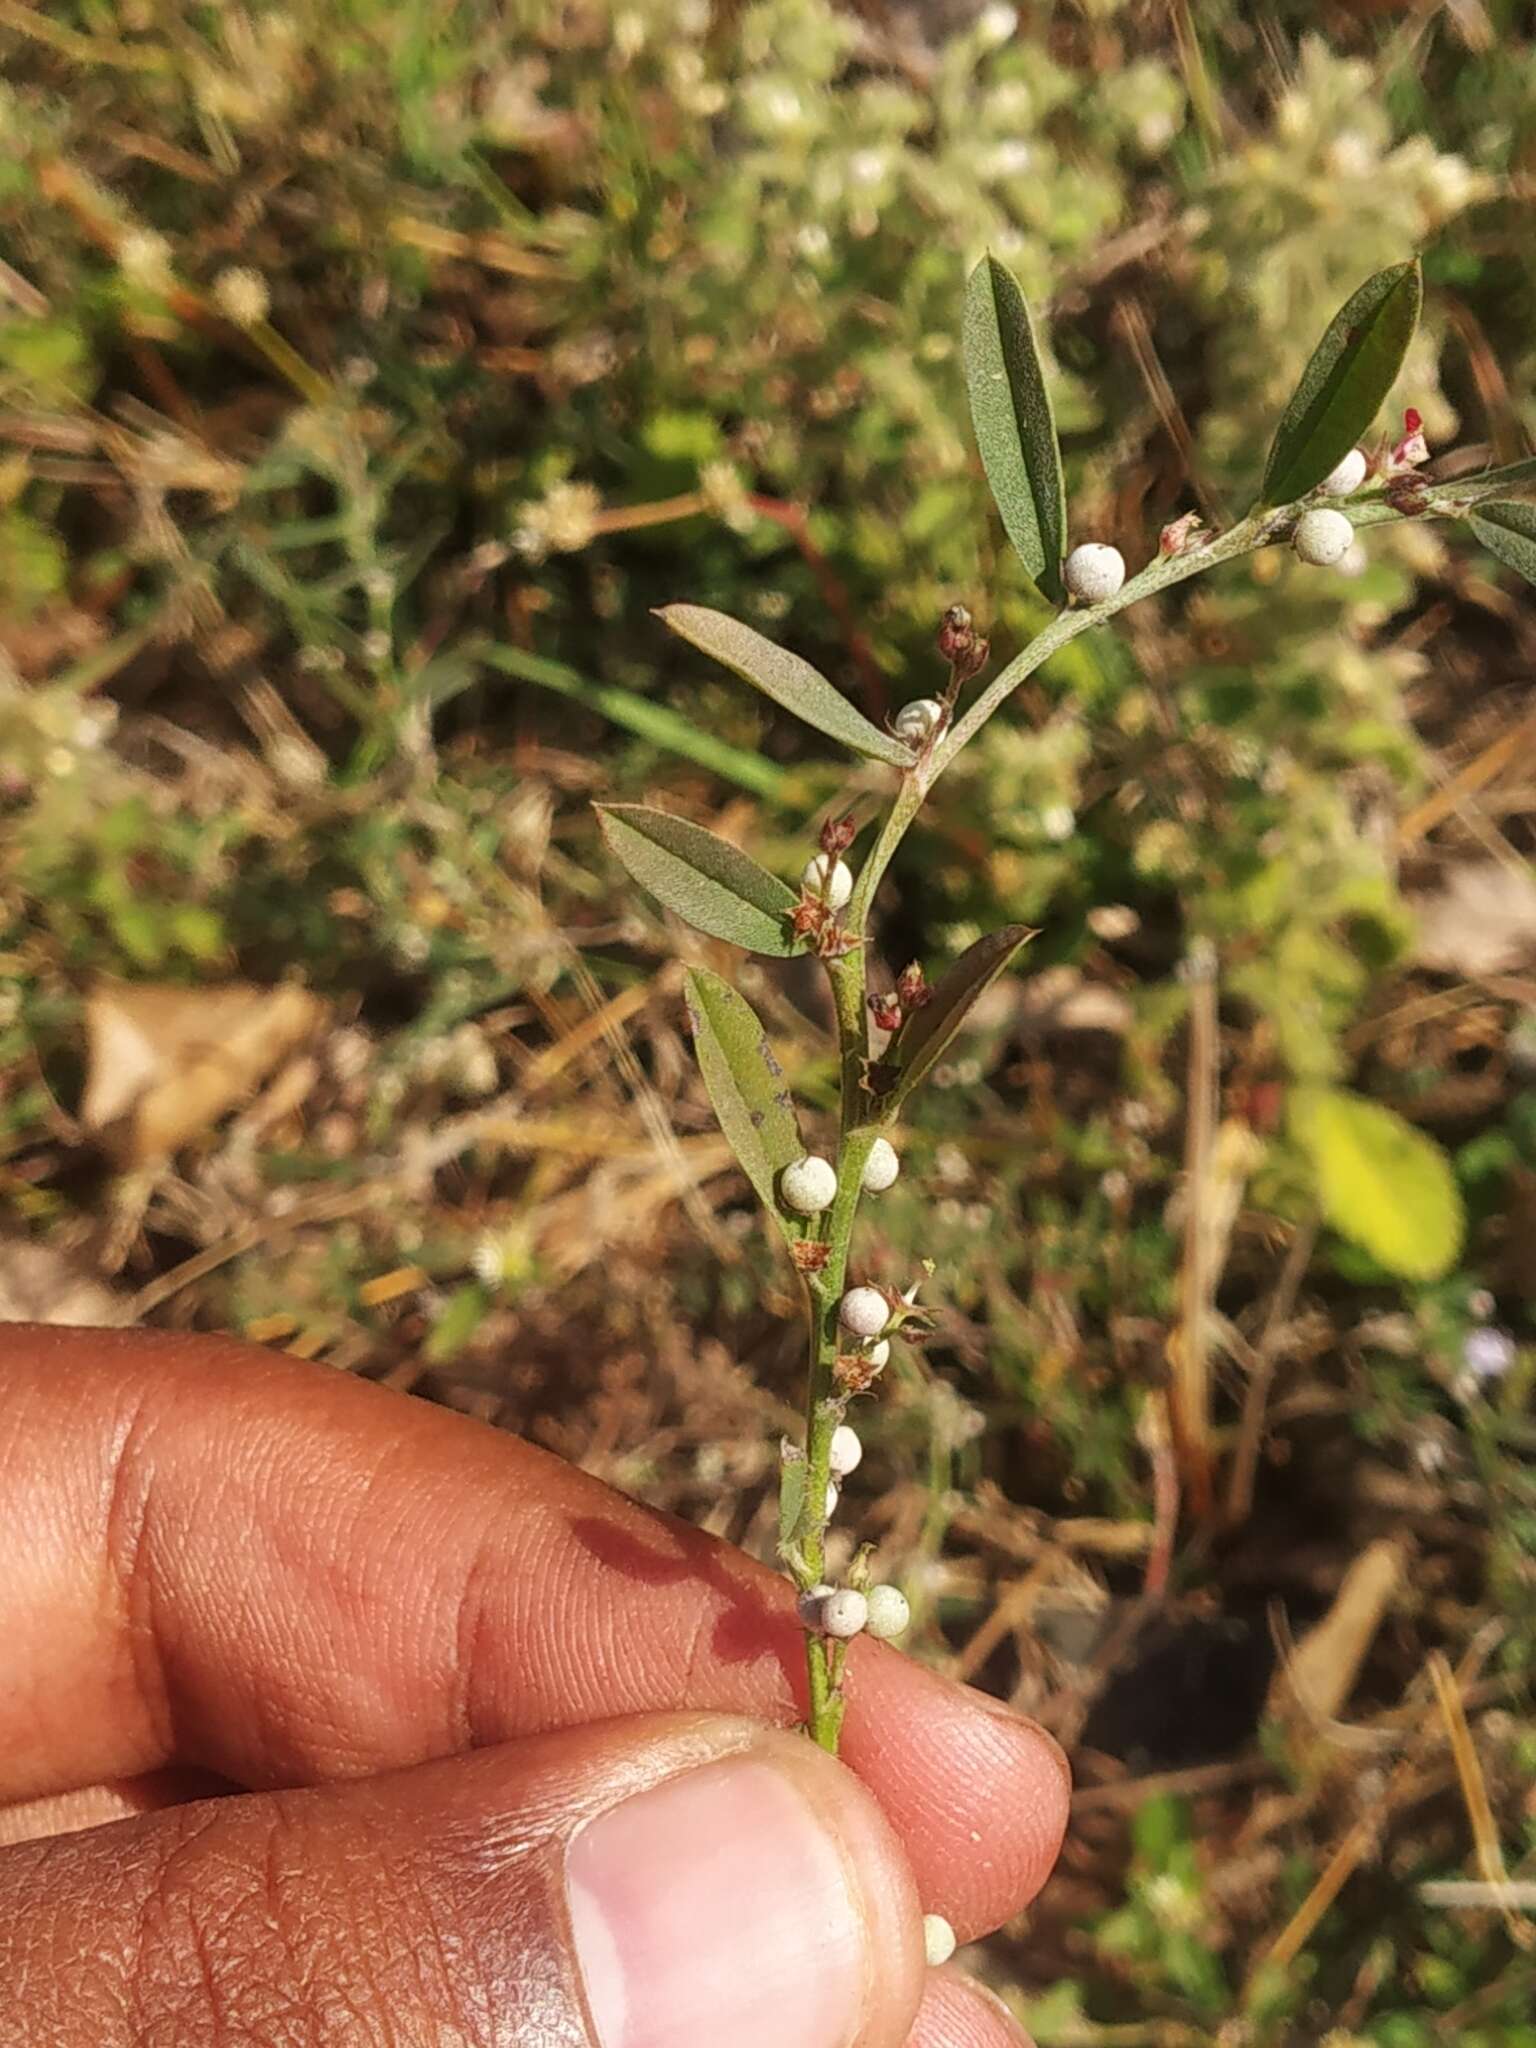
{"left": 3, "top": 1, "right": 1536, "bottom": 2039}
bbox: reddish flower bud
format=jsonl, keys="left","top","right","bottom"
{"left": 936, "top": 604, "right": 975, "bottom": 663}
{"left": 895, "top": 961, "right": 931, "bottom": 1010}
{"left": 1390, "top": 407, "right": 1429, "bottom": 471}
{"left": 819, "top": 811, "right": 858, "bottom": 857}
{"left": 868, "top": 991, "right": 903, "bottom": 1033}
{"left": 1159, "top": 510, "right": 1205, "bottom": 557}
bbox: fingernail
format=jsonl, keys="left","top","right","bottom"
{"left": 567, "top": 1757, "right": 868, "bottom": 2048}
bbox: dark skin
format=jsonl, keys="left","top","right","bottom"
{"left": 0, "top": 1324, "right": 1068, "bottom": 2046}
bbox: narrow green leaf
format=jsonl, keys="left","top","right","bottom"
{"left": 684, "top": 965, "right": 806, "bottom": 1223}
{"left": 597, "top": 804, "right": 800, "bottom": 955}
{"left": 656, "top": 605, "right": 910, "bottom": 767}
{"left": 1259, "top": 262, "right": 1422, "bottom": 506}
{"left": 1469, "top": 501, "right": 1536, "bottom": 590}
{"left": 777, "top": 1453, "right": 808, "bottom": 1551}
{"left": 1457, "top": 454, "right": 1536, "bottom": 501}
{"left": 963, "top": 255, "right": 1066, "bottom": 601}
{"left": 878, "top": 925, "right": 1034, "bottom": 1108}
{"left": 1290, "top": 1087, "right": 1464, "bottom": 1281}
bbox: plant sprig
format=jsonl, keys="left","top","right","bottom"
{"left": 594, "top": 254, "right": 1534, "bottom": 1753}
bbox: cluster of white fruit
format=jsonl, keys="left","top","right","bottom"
{"left": 779, "top": 1139, "right": 900, "bottom": 1216}
{"left": 797, "top": 1578, "right": 912, "bottom": 1642}
{"left": 1061, "top": 445, "right": 1374, "bottom": 604}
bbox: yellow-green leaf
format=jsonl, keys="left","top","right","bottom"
{"left": 1290, "top": 1087, "right": 1463, "bottom": 1281}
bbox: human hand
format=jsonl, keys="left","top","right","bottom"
{"left": 0, "top": 1325, "right": 1068, "bottom": 2046}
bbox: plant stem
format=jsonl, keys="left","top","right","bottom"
{"left": 794, "top": 944, "right": 883, "bottom": 1751}
{"left": 791, "top": 478, "right": 1480, "bottom": 1752}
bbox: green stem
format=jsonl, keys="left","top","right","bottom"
{"left": 792, "top": 478, "right": 1478, "bottom": 1752}
{"left": 797, "top": 947, "right": 882, "bottom": 1751}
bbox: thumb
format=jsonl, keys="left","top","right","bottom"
{"left": 0, "top": 1713, "right": 926, "bottom": 2048}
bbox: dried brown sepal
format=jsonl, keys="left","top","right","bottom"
{"left": 834, "top": 1349, "right": 887, "bottom": 1395}
{"left": 790, "top": 897, "right": 829, "bottom": 940}
{"left": 1384, "top": 475, "right": 1432, "bottom": 518}
{"left": 791, "top": 1239, "right": 832, "bottom": 1273}
{"left": 814, "top": 922, "right": 862, "bottom": 960}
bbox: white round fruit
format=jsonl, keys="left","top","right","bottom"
{"left": 828, "top": 1424, "right": 863, "bottom": 1478}
{"left": 1293, "top": 507, "right": 1354, "bottom": 567}
{"left": 1063, "top": 543, "right": 1125, "bottom": 604}
{"left": 865, "top": 1338, "right": 891, "bottom": 1369}
{"left": 893, "top": 698, "right": 944, "bottom": 746}
{"left": 824, "top": 1479, "right": 840, "bottom": 1519}
{"left": 1320, "top": 447, "right": 1368, "bottom": 496}
{"left": 865, "top": 1584, "right": 911, "bottom": 1640}
{"left": 781, "top": 1153, "right": 838, "bottom": 1215}
{"left": 839, "top": 1286, "right": 889, "bottom": 1339}
{"left": 923, "top": 1913, "right": 958, "bottom": 1967}
{"left": 861, "top": 1138, "right": 899, "bottom": 1194}
{"left": 802, "top": 852, "right": 853, "bottom": 910}
{"left": 796, "top": 1582, "right": 833, "bottom": 1628}
{"left": 821, "top": 1588, "right": 869, "bottom": 1639}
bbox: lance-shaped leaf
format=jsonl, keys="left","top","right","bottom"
{"left": 656, "top": 605, "right": 910, "bottom": 767}
{"left": 684, "top": 965, "right": 806, "bottom": 1224}
{"left": 597, "top": 804, "right": 800, "bottom": 955}
{"left": 876, "top": 925, "right": 1034, "bottom": 1108}
{"left": 1290, "top": 1087, "right": 1463, "bottom": 1282}
{"left": 1457, "top": 454, "right": 1536, "bottom": 502}
{"left": 963, "top": 255, "right": 1066, "bottom": 602}
{"left": 1259, "top": 261, "right": 1422, "bottom": 506}
{"left": 1469, "top": 500, "right": 1536, "bottom": 590}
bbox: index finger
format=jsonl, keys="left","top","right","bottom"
{"left": 0, "top": 1324, "right": 1068, "bottom": 1938}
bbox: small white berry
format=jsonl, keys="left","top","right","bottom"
{"left": 865, "top": 1584, "right": 911, "bottom": 1640}
{"left": 824, "top": 1478, "right": 840, "bottom": 1518}
{"left": 839, "top": 1286, "right": 889, "bottom": 1339}
{"left": 781, "top": 1153, "right": 838, "bottom": 1215}
{"left": 828, "top": 1423, "right": 863, "bottom": 1478}
{"left": 802, "top": 853, "right": 853, "bottom": 911}
{"left": 923, "top": 1913, "right": 958, "bottom": 1967}
{"left": 1063, "top": 543, "right": 1126, "bottom": 604}
{"left": 821, "top": 1588, "right": 869, "bottom": 1639}
{"left": 865, "top": 1338, "right": 891, "bottom": 1369}
{"left": 797, "top": 1582, "right": 833, "bottom": 1627}
{"left": 1293, "top": 507, "right": 1354, "bottom": 567}
{"left": 1320, "top": 447, "right": 1368, "bottom": 496}
{"left": 1337, "top": 540, "right": 1368, "bottom": 580}
{"left": 893, "top": 698, "right": 945, "bottom": 746}
{"left": 861, "top": 1137, "right": 899, "bottom": 1194}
